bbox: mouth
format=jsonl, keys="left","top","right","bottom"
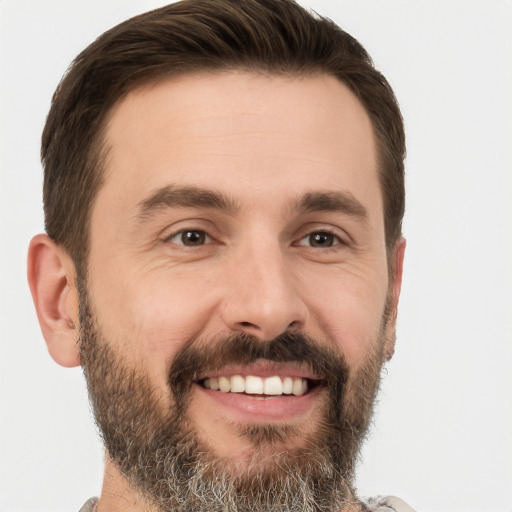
{"left": 193, "top": 362, "right": 324, "bottom": 422}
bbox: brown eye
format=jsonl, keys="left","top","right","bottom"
{"left": 167, "top": 229, "right": 211, "bottom": 246}
{"left": 182, "top": 230, "right": 205, "bottom": 246}
{"left": 309, "top": 232, "right": 335, "bottom": 247}
{"left": 298, "top": 231, "right": 341, "bottom": 248}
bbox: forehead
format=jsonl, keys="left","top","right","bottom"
{"left": 98, "top": 71, "right": 380, "bottom": 219}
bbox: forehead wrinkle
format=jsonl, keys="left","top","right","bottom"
{"left": 135, "top": 184, "right": 240, "bottom": 222}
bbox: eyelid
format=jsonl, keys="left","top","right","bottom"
{"left": 165, "top": 228, "right": 214, "bottom": 247}
{"left": 297, "top": 232, "right": 341, "bottom": 247}
{"left": 294, "top": 225, "right": 349, "bottom": 247}
{"left": 162, "top": 225, "right": 217, "bottom": 247}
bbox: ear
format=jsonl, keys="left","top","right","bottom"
{"left": 27, "top": 234, "right": 80, "bottom": 367}
{"left": 384, "top": 237, "right": 406, "bottom": 360}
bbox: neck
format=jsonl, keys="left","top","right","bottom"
{"left": 96, "top": 457, "right": 155, "bottom": 512}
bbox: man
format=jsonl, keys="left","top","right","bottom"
{"left": 27, "top": 0, "right": 412, "bottom": 510}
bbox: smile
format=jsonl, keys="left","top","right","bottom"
{"left": 201, "top": 375, "right": 309, "bottom": 396}
{"left": 194, "top": 362, "right": 323, "bottom": 421}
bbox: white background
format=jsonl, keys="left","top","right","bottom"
{"left": 1, "top": 1, "right": 511, "bottom": 511}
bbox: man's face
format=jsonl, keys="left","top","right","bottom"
{"left": 79, "top": 71, "right": 401, "bottom": 509}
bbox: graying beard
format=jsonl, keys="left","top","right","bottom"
{"left": 78, "top": 278, "right": 386, "bottom": 512}
{"left": 136, "top": 431, "right": 356, "bottom": 512}
{"left": 83, "top": 340, "right": 360, "bottom": 512}
{"left": 237, "top": 422, "right": 299, "bottom": 445}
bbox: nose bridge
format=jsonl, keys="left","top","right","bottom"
{"left": 221, "top": 236, "right": 307, "bottom": 340}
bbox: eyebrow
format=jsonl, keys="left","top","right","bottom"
{"left": 295, "top": 191, "right": 368, "bottom": 220}
{"left": 136, "top": 185, "right": 368, "bottom": 222}
{"left": 136, "top": 185, "right": 240, "bottom": 220}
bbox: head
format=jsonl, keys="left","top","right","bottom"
{"left": 28, "top": 1, "right": 406, "bottom": 511}
{"left": 41, "top": 0, "right": 405, "bottom": 273}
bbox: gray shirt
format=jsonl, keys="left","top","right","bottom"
{"left": 79, "top": 495, "right": 416, "bottom": 511}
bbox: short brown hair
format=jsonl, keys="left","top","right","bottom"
{"left": 42, "top": 0, "right": 405, "bottom": 273}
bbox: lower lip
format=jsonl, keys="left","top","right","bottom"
{"left": 195, "top": 384, "right": 322, "bottom": 422}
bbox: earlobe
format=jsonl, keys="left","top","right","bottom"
{"left": 27, "top": 234, "right": 81, "bottom": 368}
{"left": 384, "top": 237, "right": 406, "bottom": 360}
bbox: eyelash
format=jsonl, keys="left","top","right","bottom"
{"left": 163, "top": 227, "right": 347, "bottom": 250}
{"left": 164, "top": 228, "right": 214, "bottom": 247}
{"left": 295, "top": 229, "right": 346, "bottom": 249}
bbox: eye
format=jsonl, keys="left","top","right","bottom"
{"left": 297, "top": 231, "right": 342, "bottom": 248}
{"left": 166, "top": 229, "right": 212, "bottom": 247}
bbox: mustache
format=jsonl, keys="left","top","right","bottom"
{"left": 168, "top": 331, "right": 349, "bottom": 408}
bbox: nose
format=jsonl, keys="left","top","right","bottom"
{"left": 220, "top": 242, "right": 308, "bottom": 340}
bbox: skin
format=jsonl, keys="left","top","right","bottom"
{"left": 28, "top": 71, "right": 405, "bottom": 511}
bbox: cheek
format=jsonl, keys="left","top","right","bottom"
{"left": 303, "top": 264, "right": 389, "bottom": 364}
{"left": 86, "top": 263, "right": 221, "bottom": 381}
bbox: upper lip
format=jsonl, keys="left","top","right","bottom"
{"left": 196, "top": 360, "right": 319, "bottom": 381}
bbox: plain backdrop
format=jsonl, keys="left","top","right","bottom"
{"left": 1, "top": 1, "right": 511, "bottom": 511}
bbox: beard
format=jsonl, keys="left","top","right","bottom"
{"left": 78, "top": 284, "right": 389, "bottom": 512}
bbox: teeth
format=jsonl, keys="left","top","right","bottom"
{"left": 218, "top": 376, "right": 231, "bottom": 392}
{"left": 292, "top": 378, "right": 305, "bottom": 396}
{"left": 245, "top": 375, "right": 264, "bottom": 394}
{"left": 282, "top": 376, "right": 293, "bottom": 394}
{"left": 263, "top": 376, "right": 283, "bottom": 395}
{"left": 202, "top": 375, "right": 309, "bottom": 396}
{"left": 230, "top": 375, "right": 245, "bottom": 392}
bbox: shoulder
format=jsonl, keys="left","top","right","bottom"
{"left": 365, "top": 495, "right": 417, "bottom": 512}
{"left": 78, "top": 497, "right": 99, "bottom": 512}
